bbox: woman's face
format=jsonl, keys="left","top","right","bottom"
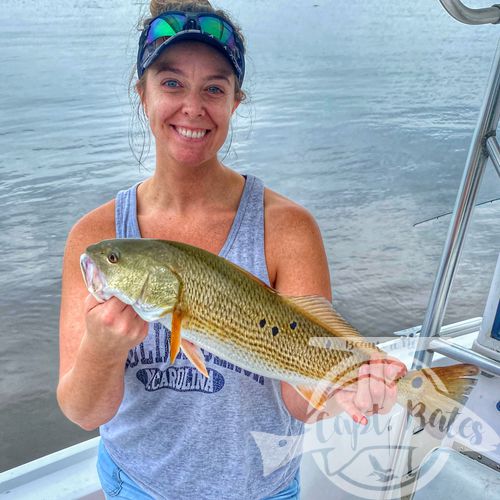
{"left": 139, "top": 41, "right": 240, "bottom": 168}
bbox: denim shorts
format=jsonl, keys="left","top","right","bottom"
{"left": 97, "top": 440, "right": 300, "bottom": 499}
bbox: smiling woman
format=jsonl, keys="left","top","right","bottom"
{"left": 56, "top": 1, "right": 402, "bottom": 499}
{"left": 138, "top": 42, "right": 240, "bottom": 168}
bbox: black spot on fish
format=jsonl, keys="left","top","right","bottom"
{"left": 272, "top": 326, "right": 279, "bottom": 336}
{"left": 412, "top": 376, "right": 423, "bottom": 389}
{"left": 259, "top": 319, "right": 266, "bottom": 328}
{"left": 290, "top": 321, "right": 297, "bottom": 330}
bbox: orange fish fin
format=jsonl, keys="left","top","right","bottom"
{"left": 169, "top": 308, "right": 183, "bottom": 364}
{"left": 291, "top": 383, "right": 331, "bottom": 411}
{"left": 284, "top": 295, "right": 362, "bottom": 340}
{"left": 181, "top": 339, "right": 209, "bottom": 378}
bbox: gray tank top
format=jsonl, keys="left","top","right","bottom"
{"left": 100, "top": 174, "right": 303, "bottom": 499}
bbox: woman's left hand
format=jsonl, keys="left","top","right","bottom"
{"left": 333, "top": 354, "right": 407, "bottom": 425}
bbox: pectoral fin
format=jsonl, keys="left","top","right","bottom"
{"left": 291, "top": 383, "right": 331, "bottom": 411}
{"left": 169, "top": 308, "right": 183, "bottom": 364}
{"left": 181, "top": 339, "right": 209, "bottom": 378}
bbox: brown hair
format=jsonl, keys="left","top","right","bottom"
{"left": 129, "top": 0, "right": 247, "bottom": 167}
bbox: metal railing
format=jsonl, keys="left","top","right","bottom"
{"left": 439, "top": 0, "right": 500, "bottom": 24}
{"left": 412, "top": 41, "right": 500, "bottom": 370}
{"left": 380, "top": 5, "right": 500, "bottom": 498}
{"left": 429, "top": 338, "right": 500, "bottom": 376}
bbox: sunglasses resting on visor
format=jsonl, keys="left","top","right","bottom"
{"left": 137, "top": 11, "right": 245, "bottom": 85}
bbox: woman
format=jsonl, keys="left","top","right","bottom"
{"left": 57, "top": 1, "right": 405, "bottom": 498}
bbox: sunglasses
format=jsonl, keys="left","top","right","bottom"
{"left": 137, "top": 11, "right": 245, "bottom": 85}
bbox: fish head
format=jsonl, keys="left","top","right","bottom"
{"left": 80, "top": 239, "right": 181, "bottom": 321}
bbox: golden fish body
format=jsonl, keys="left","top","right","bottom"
{"left": 81, "top": 239, "right": 478, "bottom": 415}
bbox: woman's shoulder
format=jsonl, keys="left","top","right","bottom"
{"left": 263, "top": 187, "right": 319, "bottom": 232}
{"left": 263, "top": 187, "right": 330, "bottom": 294}
{"left": 66, "top": 199, "right": 116, "bottom": 255}
{"left": 61, "top": 199, "right": 117, "bottom": 305}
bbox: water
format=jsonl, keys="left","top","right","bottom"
{"left": 0, "top": 0, "right": 499, "bottom": 472}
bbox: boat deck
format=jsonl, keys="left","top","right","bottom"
{"left": 2, "top": 318, "right": 497, "bottom": 499}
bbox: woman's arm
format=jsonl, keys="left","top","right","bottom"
{"left": 57, "top": 203, "right": 148, "bottom": 430}
{"left": 264, "top": 189, "right": 334, "bottom": 423}
{"left": 264, "top": 190, "right": 404, "bottom": 424}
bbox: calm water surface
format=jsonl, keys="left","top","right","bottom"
{"left": 0, "top": 0, "right": 499, "bottom": 471}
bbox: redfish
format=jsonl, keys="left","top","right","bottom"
{"left": 81, "top": 239, "right": 478, "bottom": 422}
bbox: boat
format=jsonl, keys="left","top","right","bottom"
{"left": 1, "top": 1, "right": 499, "bottom": 498}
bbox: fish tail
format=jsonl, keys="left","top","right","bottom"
{"left": 397, "top": 363, "right": 479, "bottom": 431}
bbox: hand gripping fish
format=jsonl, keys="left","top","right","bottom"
{"left": 81, "top": 239, "right": 478, "bottom": 423}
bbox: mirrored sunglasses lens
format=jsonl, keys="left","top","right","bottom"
{"left": 147, "top": 14, "right": 186, "bottom": 44}
{"left": 198, "top": 16, "right": 235, "bottom": 46}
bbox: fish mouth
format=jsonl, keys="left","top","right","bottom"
{"left": 80, "top": 253, "right": 108, "bottom": 302}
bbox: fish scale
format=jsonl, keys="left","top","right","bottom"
{"left": 181, "top": 257, "right": 359, "bottom": 381}
{"left": 81, "top": 238, "right": 479, "bottom": 419}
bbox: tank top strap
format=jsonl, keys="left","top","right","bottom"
{"left": 114, "top": 175, "right": 270, "bottom": 284}
{"left": 115, "top": 182, "right": 141, "bottom": 239}
{"left": 221, "top": 174, "right": 270, "bottom": 285}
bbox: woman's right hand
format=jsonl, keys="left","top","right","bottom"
{"left": 57, "top": 203, "right": 149, "bottom": 430}
{"left": 83, "top": 295, "right": 149, "bottom": 358}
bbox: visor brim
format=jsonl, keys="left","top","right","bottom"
{"left": 138, "top": 31, "right": 244, "bottom": 85}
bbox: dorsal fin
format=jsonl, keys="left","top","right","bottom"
{"left": 283, "top": 295, "right": 363, "bottom": 340}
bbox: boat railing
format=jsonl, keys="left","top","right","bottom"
{"left": 429, "top": 337, "right": 500, "bottom": 376}
{"left": 439, "top": 0, "right": 500, "bottom": 24}
{"left": 411, "top": 14, "right": 500, "bottom": 372}
{"left": 381, "top": 4, "right": 500, "bottom": 497}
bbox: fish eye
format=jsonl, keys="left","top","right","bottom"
{"left": 107, "top": 251, "right": 120, "bottom": 264}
